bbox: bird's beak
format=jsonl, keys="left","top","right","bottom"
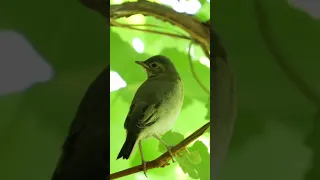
{"left": 135, "top": 61, "right": 149, "bottom": 70}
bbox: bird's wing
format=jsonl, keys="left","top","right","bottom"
{"left": 124, "top": 102, "right": 160, "bottom": 131}
{"left": 124, "top": 79, "right": 170, "bottom": 132}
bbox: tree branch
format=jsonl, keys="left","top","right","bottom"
{"left": 110, "top": 20, "right": 189, "bottom": 37}
{"left": 110, "top": 19, "right": 192, "bottom": 41}
{"left": 110, "top": 1, "right": 210, "bottom": 47}
{"left": 109, "top": 122, "right": 210, "bottom": 179}
{"left": 80, "top": 0, "right": 210, "bottom": 59}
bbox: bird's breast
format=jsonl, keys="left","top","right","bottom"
{"left": 139, "top": 80, "right": 184, "bottom": 139}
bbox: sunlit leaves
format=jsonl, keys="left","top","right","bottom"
{"left": 188, "top": 141, "right": 210, "bottom": 180}
{"left": 159, "top": 131, "right": 210, "bottom": 179}
{"left": 194, "top": 0, "right": 210, "bottom": 21}
{"left": 159, "top": 130, "right": 210, "bottom": 179}
{"left": 177, "top": 151, "right": 200, "bottom": 179}
{"left": 158, "top": 131, "right": 184, "bottom": 153}
{"left": 187, "top": 151, "right": 202, "bottom": 165}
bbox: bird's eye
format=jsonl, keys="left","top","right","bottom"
{"left": 150, "top": 63, "right": 157, "bottom": 68}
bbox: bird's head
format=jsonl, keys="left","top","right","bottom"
{"left": 135, "top": 55, "right": 178, "bottom": 78}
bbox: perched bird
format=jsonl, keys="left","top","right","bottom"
{"left": 116, "top": 55, "right": 184, "bottom": 176}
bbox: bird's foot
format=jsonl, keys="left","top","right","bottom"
{"left": 166, "top": 145, "right": 176, "bottom": 163}
{"left": 176, "top": 147, "right": 189, "bottom": 157}
{"left": 142, "top": 160, "right": 148, "bottom": 177}
{"left": 160, "top": 161, "right": 170, "bottom": 168}
{"left": 175, "top": 151, "right": 183, "bottom": 158}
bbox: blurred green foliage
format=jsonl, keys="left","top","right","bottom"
{"left": 0, "top": 0, "right": 109, "bottom": 180}
{"left": 213, "top": 0, "right": 320, "bottom": 180}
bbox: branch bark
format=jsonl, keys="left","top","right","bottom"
{"left": 111, "top": 19, "right": 192, "bottom": 41}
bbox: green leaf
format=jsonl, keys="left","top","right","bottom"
{"left": 189, "top": 141, "right": 210, "bottom": 180}
{"left": 176, "top": 152, "right": 200, "bottom": 179}
{"left": 158, "top": 131, "right": 184, "bottom": 153}
{"left": 187, "top": 151, "right": 202, "bottom": 165}
{"left": 194, "top": 1, "right": 210, "bottom": 22}
{"left": 172, "top": 140, "right": 211, "bottom": 179}
{"left": 166, "top": 140, "right": 210, "bottom": 179}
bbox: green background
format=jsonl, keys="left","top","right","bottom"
{"left": 0, "top": 0, "right": 319, "bottom": 180}
{"left": 214, "top": 0, "right": 319, "bottom": 180}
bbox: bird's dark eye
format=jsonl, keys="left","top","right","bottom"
{"left": 150, "top": 63, "right": 157, "bottom": 68}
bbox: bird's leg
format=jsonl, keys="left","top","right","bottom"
{"left": 153, "top": 134, "right": 175, "bottom": 163}
{"left": 138, "top": 140, "right": 148, "bottom": 177}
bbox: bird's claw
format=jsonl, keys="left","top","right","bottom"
{"left": 166, "top": 145, "right": 176, "bottom": 163}
{"left": 160, "top": 161, "right": 170, "bottom": 168}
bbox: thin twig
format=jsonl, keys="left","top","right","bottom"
{"left": 187, "top": 41, "right": 210, "bottom": 95}
{"left": 112, "top": 19, "right": 210, "bottom": 60}
{"left": 109, "top": 122, "right": 210, "bottom": 179}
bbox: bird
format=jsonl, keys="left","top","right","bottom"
{"left": 116, "top": 55, "right": 184, "bottom": 176}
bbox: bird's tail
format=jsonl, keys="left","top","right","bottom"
{"left": 117, "top": 132, "right": 139, "bottom": 159}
